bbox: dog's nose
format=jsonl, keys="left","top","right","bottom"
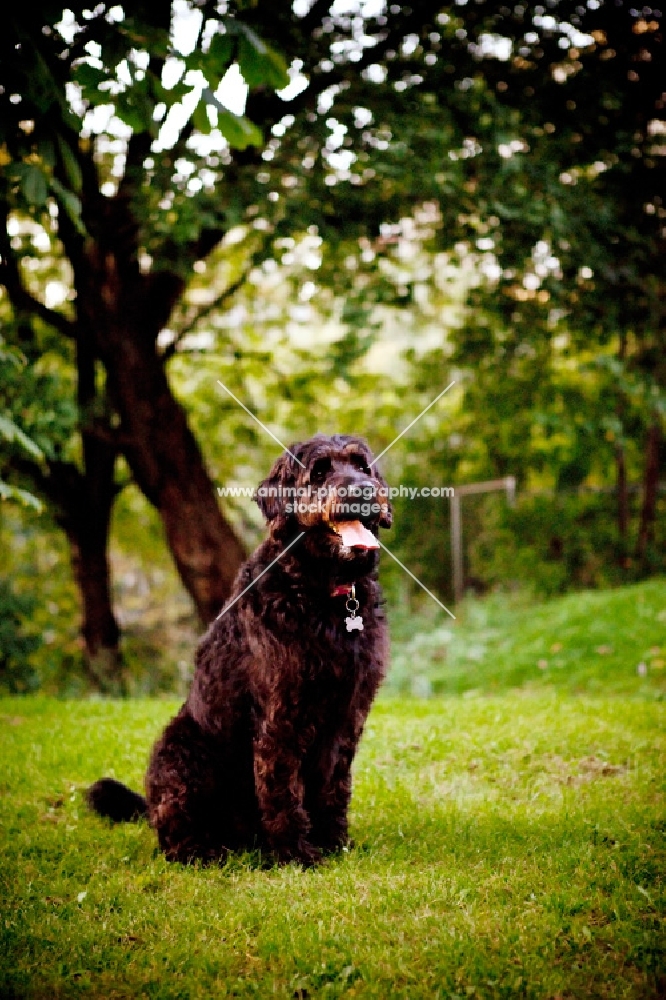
{"left": 337, "top": 476, "right": 379, "bottom": 497}
{"left": 332, "top": 477, "right": 383, "bottom": 523}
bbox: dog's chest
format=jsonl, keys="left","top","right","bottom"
{"left": 306, "top": 604, "right": 383, "bottom": 677}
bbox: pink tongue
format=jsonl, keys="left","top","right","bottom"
{"left": 332, "top": 520, "right": 379, "bottom": 549}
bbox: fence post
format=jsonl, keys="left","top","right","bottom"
{"left": 450, "top": 477, "right": 516, "bottom": 602}
{"left": 450, "top": 491, "right": 463, "bottom": 604}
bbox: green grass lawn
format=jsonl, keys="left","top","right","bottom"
{"left": 388, "top": 577, "right": 666, "bottom": 697}
{"left": 1, "top": 580, "right": 665, "bottom": 999}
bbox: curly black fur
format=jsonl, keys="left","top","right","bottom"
{"left": 86, "top": 777, "right": 148, "bottom": 821}
{"left": 87, "top": 434, "right": 392, "bottom": 866}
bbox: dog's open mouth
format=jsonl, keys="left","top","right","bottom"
{"left": 328, "top": 520, "right": 379, "bottom": 550}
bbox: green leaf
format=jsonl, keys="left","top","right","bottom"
{"left": 0, "top": 414, "right": 44, "bottom": 460}
{"left": 0, "top": 347, "right": 25, "bottom": 369}
{"left": 192, "top": 99, "right": 213, "bottom": 136}
{"left": 0, "top": 479, "right": 42, "bottom": 510}
{"left": 50, "top": 178, "right": 85, "bottom": 235}
{"left": 202, "top": 89, "right": 262, "bottom": 148}
{"left": 20, "top": 164, "right": 49, "bottom": 206}
{"left": 56, "top": 136, "right": 83, "bottom": 194}
{"left": 72, "top": 61, "right": 108, "bottom": 95}
{"left": 218, "top": 110, "right": 262, "bottom": 148}
{"left": 38, "top": 140, "right": 56, "bottom": 170}
{"left": 147, "top": 70, "right": 170, "bottom": 105}
{"left": 207, "top": 32, "right": 235, "bottom": 74}
{"left": 114, "top": 87, "right": 155, "bottom": 134}
{"left": 236, "top": 27, "right": 289, "bottom": 90}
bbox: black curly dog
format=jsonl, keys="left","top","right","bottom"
{"left": 87, "top": 434, "right": 392, "bottom": 865}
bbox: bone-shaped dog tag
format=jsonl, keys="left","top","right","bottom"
{"left": 344, "top": 584, "right": 363, "bottom": 633}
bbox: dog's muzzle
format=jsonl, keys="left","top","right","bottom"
{"left": 321, "top": 477, "right": 382, "bottom": 550}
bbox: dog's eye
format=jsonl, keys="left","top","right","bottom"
{"left": 349, "top": 454, "right": 371, "bottom": 475}
{"left": 310, "top": 458, "right": 331, "bottom": 484}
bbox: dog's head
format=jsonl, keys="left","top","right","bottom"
{"left": 255, "top": 434, "right": 392, "bottom": 567}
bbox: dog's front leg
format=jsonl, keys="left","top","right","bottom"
{"left": 307, "top": 731, "right": 358, "bottom": 853}
{"left": 253, "top": 718, "right": 322, "bottom": 866}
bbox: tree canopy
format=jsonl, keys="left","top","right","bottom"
{"left": 1, "top": 1, "right": 663, "bottom": 690}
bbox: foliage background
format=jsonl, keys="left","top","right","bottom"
{"left": 0, "top": 0, "right": 664, "bottom": 693}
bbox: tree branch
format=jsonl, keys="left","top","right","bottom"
{"left": 117, "top": 32, "right": 170, "bottom": 208}
{"left": 240, "top": 1, "right": 443, "bottom": 138}
{"left": 298, "top": 0, "right": 335, "bottom": 37}
{"left": 10, "top": 454, "right": 80, "bottom": 520}
{"left": 161, "top": 268, "right": 251, "bottom": 362}
{"left": 0, "top": 208, "right": 77, "bottom": 339}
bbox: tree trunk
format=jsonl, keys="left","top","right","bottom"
{"left": 40, "top": 446, "right": 125, "bottom": 694}
{"left": 75, "top": 428, "right": 124, "bottom": 693}
{"left": 90, "top": 302, "right": 246, "bottom": 623}
{"left": 635, "top": 418, "right": 662, "bottom": 565}
{"left": 74, "top": 334, "right": 125, "bottom": 690}
{"left": 12, "top": 329, "right": 124, "bottom": 691}
{"left": 615, "top": 333, "right": 629, "bottom": 567}
{"left": 615, "top": 442, "right": 629, "bottom": 566}
{"left": 71, "top": 212, "right": 245, "bottom": 624}
{"left": 108, "top": 338, "right": 246, "bottom": 623}
{"left": 67, "top": 522, "right": 124, "bottom": 694}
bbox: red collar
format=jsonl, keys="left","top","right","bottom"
{"left": 331, "top": 584, "right": 354, "bottom": 597}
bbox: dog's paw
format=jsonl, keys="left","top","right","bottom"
{"left": 310, "top": 823, "right": 351, "bottom": 854}
{"left": 296, "top": 842, "right": 323, "bottom": 867}
{"left": 316, "top": 834, "right": 354, "bottom": 856}
{"left": 274, "top": 838, "right": 322, "bottom": 868}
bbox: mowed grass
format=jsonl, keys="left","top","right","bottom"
{"left": 1, "top": 580, "right": 665, "bottom": 999}
{"left": 388, "top": 578, "right": 666, "bottom": 697}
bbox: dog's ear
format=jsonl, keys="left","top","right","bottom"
{"left": 254, "top": 450, "right": 300, "bottom": 525}
{"left": 373, "top": 464, "right": 393, "bottom": 529}
{"left": 379, "top": 500, "right": 393, "bottom": 530}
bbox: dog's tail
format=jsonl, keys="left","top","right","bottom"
{"left": 86, "top": 778, "right": 148, "bottom": 822}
